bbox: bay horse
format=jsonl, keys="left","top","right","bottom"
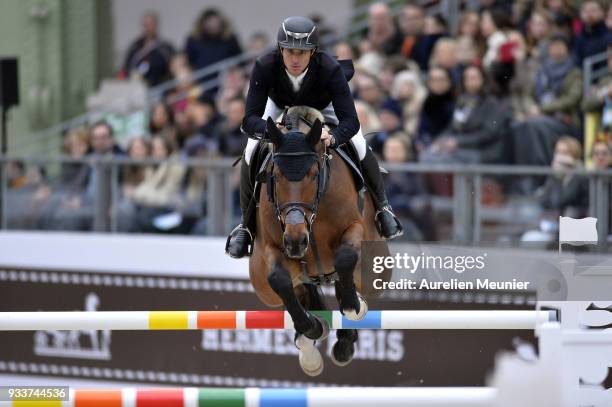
{"left": 249, "top": 106, "right": 390, "bottom": 376}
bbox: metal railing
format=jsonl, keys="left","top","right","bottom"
{"left": 583, "top": 51, "right": 608, "bottom": 97}
{"left": 1, "top": 155, "right": 610, "bottom": 248}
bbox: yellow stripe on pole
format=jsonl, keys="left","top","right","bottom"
{"left": 148, "top": 311, "right": 189, "bottom": 330}
{"left": 13, "top": 401, "right": 62, "bottom": 407}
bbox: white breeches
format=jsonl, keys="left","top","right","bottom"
{"left": 244, "top": 98, "right": 367, "bottom": 165}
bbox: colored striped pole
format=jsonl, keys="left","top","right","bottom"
{"left": 0, "top": 387, "right": 497, "bottom": 407}
{"left": 0, "top": 310, "right": 556, "bottom": 331}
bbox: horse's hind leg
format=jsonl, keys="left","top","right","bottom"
{"left": 334, "top": 223, "right": 368, "bottom": 320}
{"left": 331, "top": 328, "right": 358, "bottom": 366}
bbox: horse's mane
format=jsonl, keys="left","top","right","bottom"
{"left": 285, "top": 106, "right": 324, "bottom": 128}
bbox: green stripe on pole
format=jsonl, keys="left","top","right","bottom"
{"left": 199, "top": 388, "right": 245, "bottom": 407}
{"left": 311, "top": 310, "right": 333, "bottom": 327}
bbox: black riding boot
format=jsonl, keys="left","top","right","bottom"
{"left": 361, "top": 148, "right": 403, "bottom": 239}
{"left": 225, "top": 158, "right": 255, "bottom": 258}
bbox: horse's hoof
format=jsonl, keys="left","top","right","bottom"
{"left": 296, "top": 335, "right": 324, "bottom": 377}
{"left": 343, "top": 293, "right": 368, "bottom": 321}
{"left": 304, "top": 315, "right": 330, "bottom": 341}
{"left": 330, "top": 341, "right": 355, "bottom": 367}
{"left": 315, "top": 315, "right": 330, "bottom": 341}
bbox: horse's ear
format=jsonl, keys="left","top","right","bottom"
{"left": 266, "top": 117, "right": 282, "bottom": 146}
{"left": 306, "top": 119, "right": 322, "bottom": 148}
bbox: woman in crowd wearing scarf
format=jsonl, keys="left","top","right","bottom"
{"left": 415, "top": 66, "right": 455, "bottom": 151}
{"left": 512, "top": 34, "right": 582, "bottom": 168}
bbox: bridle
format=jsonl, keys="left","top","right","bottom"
{"left": 267, "top": 147, "right": 332, "bottom": 235}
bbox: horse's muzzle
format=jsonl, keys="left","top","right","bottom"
{"left": 283, "top": 232, "right": 309, "bottom": 259}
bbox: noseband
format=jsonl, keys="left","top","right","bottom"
{"left": 267, "top": 149, "right": 331, "bottom": 234}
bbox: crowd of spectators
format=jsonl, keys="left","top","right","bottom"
{"left": 8, "top": 1, "right": 612, "bottom": 240}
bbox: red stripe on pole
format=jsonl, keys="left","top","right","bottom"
{"left": 136, "top": 389, "right": 184, "bottom": 407}
{"left": 245, "top": 311, "right": 285, "bottom": 328}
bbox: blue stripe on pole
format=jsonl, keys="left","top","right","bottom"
{"left": 259, "top": 389, "right": 307, "bottom": 407}
{"left": 341, "top": 310, "right": 382, "bottom": 329}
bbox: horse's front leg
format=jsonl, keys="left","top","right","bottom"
{"left": 334, "top": 222, "right": 368, "bottom": 320}
{"left": 265, "top": 245, "right": 328, "bottom": 339}
{"left": 265, "top": 245, "right": 328, "bottom": 376}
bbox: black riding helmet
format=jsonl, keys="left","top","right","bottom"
{"left": 277, "top": 16, "right": 319, "bottom": 50}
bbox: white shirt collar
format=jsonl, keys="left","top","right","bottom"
{"left": 286, "top": 68, "right": 308, "bottom": 92}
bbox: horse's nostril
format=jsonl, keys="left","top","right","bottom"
{"left": 300, "top": 234, "right": 309, "bottom": 247}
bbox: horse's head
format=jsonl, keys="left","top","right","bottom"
{"left": 266, "top": 116, "right": 326, "bottom": 259}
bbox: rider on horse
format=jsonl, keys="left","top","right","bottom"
{"left": 226, "top": 16, "right": 403, "bottom": 258}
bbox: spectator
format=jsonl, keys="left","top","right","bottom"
{"left": 456, "top": 11, "right": 484, "bottom": 63}
{"left": 42, "top": 122, "right": 123, "bottom": 231}
{"left": 479, "top": 0, "right": 514, "bottom": 15}
{"left": 575, "top": 0, "right": 611, "bottom": 67}
{"left": 607, "top": 2, "right": 612, "bottom": 30}
{"left": 246, "top": 31, "right": 270, "bottom": 56}
{"left": 354, "top": 72, "right": 385, "bottom": 110}
{"left": 166, "top": 60, "right": 202, "bottom": 114}
{"left": 507, "top": 30, "right": 540, "bottom": 120}
{"left": 536, "top": 136, "right": 588, "bottom": 217}
{"left": 429, "top": 38, "right": 461, "bottom": 85}
{"left": 398, "top": 3, "right": 426, "bottom": 66}
{"left": 6, "top": 161, "right": 49, "bottom": 229}
{"left": 382, "top": 136, "right": 435, "bottom": 241}
{"left": 183, "top": 99, "right": 221, "bottom": 155}
{"left": 363, "top": 2, "right": 402, "bottom": 55}
{"left": 215, "top": 97, "right": 247, "bottom": 157}
{"left": 59, "top": 128, "right": 90, "bottom": 191}
{"left": 420, "top": 64, "right": 509, "bottom": 164}
{"left": 513, "top": 34, "right": 582, "bottom": 167}
{"left": 481, "top": 8, "right": 513, "bottom": 69}
{"left": 131, "top": 136, "right": 186, "bottom": 233}
{"left": 149, "top": 102, "right": 176, "bottom": 146}
{"left": 178, "top": 146, "right": 211, "bottom": 235}
{"left": 455, "top": 36, "right": 481, "bottom": 70}
{"left": 122, "top": 11, "right": 175, "bottom": 86}
{"left": 354, "top": 100, "right": 382, "bottom": 136}
{"left": 378, "top": 55, "right": 412, "bottom": 95}
{"left": 121, "top": 137, "right": 151, "bottom": 198}
{"left": 116, "top": 137, "right": 151, "bottom": 232}
{"left": 390, "top": 70, "right": 426, "bottom": 138}
{"left": 244, "top": 31, "right": 270, "bottom": 73}
{"left": 216, "top": 66, "right": 247, "bottom": 115}
{"left": 415, "top": 13, "right": 449, "bottom": 72}
{"left": 334, "top": 41, "right": 355, "bottom": 61}
{"left": 590, "top": 139, "right": 612, "bottom": 170}
{"left": 415, "top": 66, "right": 455, "bottom": 150}
{"left": 184, "top": 8, "right": 242, "bottom": 95}
{"left": 368, "top": 98, "right": 409, "bottom": 158}
{"left": 526, "top": 9, "right": 553, "bottom": 63}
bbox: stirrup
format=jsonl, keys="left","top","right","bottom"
{"left": 375, "top": 206, "right": 404, "bottom": 240}
{"left": 225, "top": 224, "right": 254, "bottom": 258}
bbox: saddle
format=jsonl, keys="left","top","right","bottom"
{"left": 250, "top": 141, "right": 366, "bottom": 210}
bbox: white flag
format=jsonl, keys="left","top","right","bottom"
{"left": 559, "top": 217, "right": 598, "bottom": 245}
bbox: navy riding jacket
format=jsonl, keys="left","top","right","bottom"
{"left": 242, "top": 49, "right": 360, "bottom": 147}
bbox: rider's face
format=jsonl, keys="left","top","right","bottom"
{"left": 281, "top": 48, "right": 313, "bottom": 76}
